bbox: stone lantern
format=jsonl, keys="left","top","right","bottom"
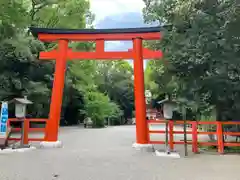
{"left": 158, "top": 95, "right": 176, "bottom": 120}
{"left": 157, "top": 95, "right": 177, "bottom": 154}
{"left": 12, "top": 96, "right": 33, "bottom": 148}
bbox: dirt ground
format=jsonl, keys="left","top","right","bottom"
{"left": 0, "top": 125, "right": 239, "bottom": 180}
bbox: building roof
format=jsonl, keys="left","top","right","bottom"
{"left": 157, "top": 98, "right": 177, "bottom": 105}
{"left": 12, "top": 98, "right": 33, "bottom": 105}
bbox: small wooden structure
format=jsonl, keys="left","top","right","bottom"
{"left": 84, "top": 117, "right": 93, "bottom": 128}
{"left": 0, "top": 97, "right": 33, "bottom": 149}
{"left": 12, "top": 97, "right": 33, "bottom": 148}
{"left": 12, "top": 97, "right": 33, "bottom": 118}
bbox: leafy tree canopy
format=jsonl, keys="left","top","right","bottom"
{"left": 143, "top": 0, "right": 240, "bottom": 120}
{"left": 0, "top": 0, "right": 134, "bottom": 127}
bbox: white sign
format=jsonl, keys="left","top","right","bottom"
{"left": 163, "top": 103, "right": 173, "bottom": 119}
{"left": 145, "top": 90, "right": 152, "bottom": 98}
{"left": 0, "top": 102, "right": 8, "bottom": 138}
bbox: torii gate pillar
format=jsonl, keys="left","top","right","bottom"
{"left": 133, "top": 38, "right": 149, "bottom": 144}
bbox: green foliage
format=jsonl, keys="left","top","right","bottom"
{"left": 145, "top": 60, "right": 178, "bottom": 98}
{"left": 96, "top": 61, "right": 134, "bottom": 120}
{"left": 0, "top": 0, "right": 134, "bottom": 127}
{"left": 82, "top": 90, "right": 121, "bottom": 127}
{"left": 0, "top": 0, "right": 29, "bottom": 37}
{"left": 143, "top": 0, "right": 240, "bottom": 121}
{"left": 68, "top": 60, "right": 127, "bottom": 127}
{"left": 27, "top": 0, "right": 93, "bottom": 28}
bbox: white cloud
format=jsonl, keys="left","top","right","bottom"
{"left": 89, "top": 0, "right": 149, "bottom": 69}
{"left": 90, "top": 0, "right": 145, "bottom": 23}
{"left": 90, "top": 0, "right": 145, "bottom": 52}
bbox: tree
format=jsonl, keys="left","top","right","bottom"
{"left": 69, "top": 60, "right": 123, "bottom": 127}
{"left": 0, "top": 0, "right": 52, "bottom": 117}
{"left": 96, "top": 61, "right": 134, "bottom": 123}
{"left": 0, "top": 0, "right": 93, "bottom": 120}
{"left": 143, "top": 0, "right": 240, "bottom": 121}
{"left": 82, "top": 90, "right": 122, "bottom": 127}
{"left": 0, "top": 0, "right": 134, "bottom": 127}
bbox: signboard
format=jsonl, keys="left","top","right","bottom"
{"left": 145, "top": 90, "right": 152, "bottom": 98}
{"left": 0, "top": 102, "right": 8, "bottom": 138}
{"left": 145, "top": 90, "right": 152, "bottom": 105}
{"left": 163, "top": 103, "right": 173, "bottom": 119}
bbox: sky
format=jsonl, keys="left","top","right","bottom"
{"left": 90, "top": 0, "right": 145, "bottom": 24}
{"left": 90, "top": 0, "right": 159, "bottom": 67}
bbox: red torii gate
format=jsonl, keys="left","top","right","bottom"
{"left": 30, "top": 26, "right": 162, "bottom": 146}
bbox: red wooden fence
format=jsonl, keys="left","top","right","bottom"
{"left": 7, "top": 118, "right": 47, "bottom": 144}
{"left": 148, "top": 120, "right": 240, "bottom": 154}
{"left": 7, "top": 118, "right": 240, "bottom": 154}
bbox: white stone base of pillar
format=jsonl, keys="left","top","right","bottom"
{"left": 40, "top": 141, "right": 63, "bottom": 148}
{"left": 132, "top": 142, "right": 154, "bottom": 152}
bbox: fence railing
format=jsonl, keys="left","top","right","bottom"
{"left": 7, "top": 118, "right": 47, "bottom": 144}
{"left": 148, "top": 120, "right": 240, "bottom": 154}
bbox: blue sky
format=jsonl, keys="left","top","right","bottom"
{"left": 90, "top": 0, "right": 158, "bottom": 67}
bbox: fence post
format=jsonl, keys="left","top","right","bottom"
{"left": 23, "top": 119, "right": 29, "bottom": 145}
{"left": 217, "top": 121, "right": 224, "bottom": 154}
{"left": 147, "top": 121, "right": 151, "bottom": 144}
{"left": 169, "top": 120, "right": 174, "bottom": 151}
{"left": 192, "top": 121, "right": 198, "bottom": 153}
{"left": 7, "top": 119, "right": 10, "bottom": 128}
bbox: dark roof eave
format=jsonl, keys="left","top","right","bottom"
{"left": 29, "top": 26, "right": 166, "bottom": 38}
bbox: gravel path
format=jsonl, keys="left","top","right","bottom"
{"left": 0, "top": 125, "right": 239, "bottom": 180}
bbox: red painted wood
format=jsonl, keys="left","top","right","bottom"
{"left": 169, "top": 120, "right": 174, "bottom": 150}
{"left": 133, "top": 38, "right": 148, "bottom": 144}
{"left": 38, "top": 32, "right": 161, "bottom": 41}
{"left": 39, "top": 48, "right": 163, "bottom": 60}
{"left": 45, "top": 40, "right": 68, "bottom": 142}
{"left": 192, "top": 121, "right": 198, "bottom": 153}
{"left": 217, "top": 122, "right": 224, "bottom": 154}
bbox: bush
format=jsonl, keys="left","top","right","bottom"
{"left": 81, "top": 90, "right": 121, "bottom": 128}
